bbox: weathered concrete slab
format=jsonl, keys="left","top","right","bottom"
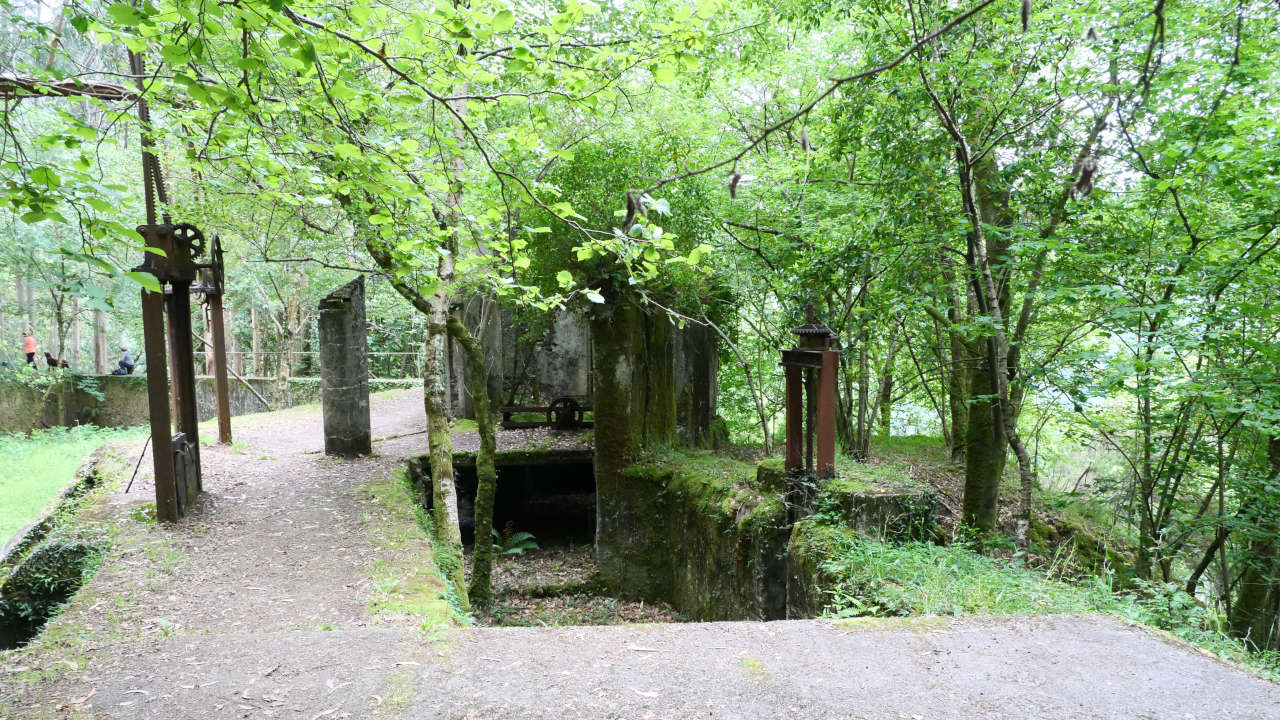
{"left": 318, "top": 276, "right": 371, "bottom": 457}
{"left": 419, "top": 615, "right": 1280, "bottom": 719}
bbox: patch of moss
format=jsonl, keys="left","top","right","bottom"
{"left": 739, "top": 655, "right": 769, "bottom": 680}
{"left": 362, "top": 470, "right": 460, "bottom": 629}
{"left": 829, "top": 615, "right": 950, "bottom": 633}
{"left": 636, "top": 447, "right": 778, "bottom": 534}
{"left": 833, "top": 454, "right": 919, "bottom": 492}
{"left": 449, "top": 417, "right": 478, "bottom": 434}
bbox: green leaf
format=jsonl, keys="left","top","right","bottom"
{"left": 160, "top": 44, "right": 189, "bottom": 65}
{"left": 653, "top": 64, "right": 676, "bottom": 83}
{"left": 333, "top": 143, "right": 361, "bottom": 159}
{"left": 126, "top": 271, "right": 162, "bottom": 293}
{"left": 350, "top": 5, "right": 373, "bottom": 24}
{"left": 556, "top": 270, "right": 573, "bottom": 287}
{"left": 30, "top": 166, "right": 61, "bottom": 187}
{"left": 106, "top": 3, "right": 146, "bottom": 26}
{"left": 493, "top": 9, "right": 516, "bottom": 32}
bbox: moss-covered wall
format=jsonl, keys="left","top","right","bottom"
{"left": 599, "top": 451, "right": 790, "bottom": 621}
{"left": 601, "top": 453, "right": 938, "bottom": 621}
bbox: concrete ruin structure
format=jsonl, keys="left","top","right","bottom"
{"left": 318, "top": 277, "right": 371, "bottom": 457}
{"left": 448, "top": 297, "right": 719, "bottom": 444}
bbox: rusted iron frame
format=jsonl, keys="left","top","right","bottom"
{"left": 140, "top": 287, "right": 178, "bottom": 521}
{"left": 167, "top": 280, "right": 202, "bottom": 491}
{"left": 781, "top": 306, "right": 840, "bottom": 523}
{"left": 194, "top": 237, "right": 232, "bottom": 444}
{"left": 498, "top": 397, "right": 593, "bottom": 430}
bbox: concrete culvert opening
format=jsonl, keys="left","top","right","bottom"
{"left": 0, "top": 541, "right": 100, "bottom": 650}
{"left": 450, "top": 451, "right": 597, "bottom": 546}
{"left": 408, "top": 448, "right": 684, "bottom": 626}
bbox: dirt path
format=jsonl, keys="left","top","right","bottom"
{"left": 3, "top": 392, "right": 1278, "bottom": 719}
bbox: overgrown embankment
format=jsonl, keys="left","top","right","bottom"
{"left": 0, "top": 447, "right": 117, "bottom": 649}
{"left": 597, "top": 448, "right": 937, "bottom": 621}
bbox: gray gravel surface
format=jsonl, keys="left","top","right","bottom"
{"left": 419, "top": 615, "right": 1280, "bottom": 719}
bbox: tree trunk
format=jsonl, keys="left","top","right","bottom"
{"left": 229, "top": 309, "right": 244, "bottom": 376}
{"left": 941, "top": 262, "right": 968, "bottom": 462}
{"left": 93, "top": 309, "right": 107, "bottom": 373}
{"left": 448, "top": 314, "right": 498, "bottom": 609}
{"left": 71, "top": 299, "right": 80, "bottom": 369}
{"left": 204, "top": 308, "right": 216, "bottom": 375}
{"left": 854, "top": 320, "right": 870, "bottom": 460}
{"left": 962, "top": 339, "right": 1006, "bottom": 533}
{"left": 17, "top": 275, "right": 33, "bottom": 335}
{"left": 251, "top": 307, "right": 260, "bottom": 376}
{"left": 1229, "top": 435, "right": 1280, "bottom": 651}
{"left": 878, "top": 374, "right": 893, "bottom": 435}
{"left": 868, "top": 324, "right": 901, "bottom": 439}
{"left": 423, "top": 318, "right": 470, "bottom": 613}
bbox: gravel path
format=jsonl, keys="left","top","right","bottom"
{"left": 2, "top": 391, "right": 1277, "bottom": 719}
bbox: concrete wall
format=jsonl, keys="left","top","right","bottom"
{"left": 449, "top": 302, "right": 718, "bottom": 442}
{"left": 0, "top": 373, "right": 415, "bottom": 432}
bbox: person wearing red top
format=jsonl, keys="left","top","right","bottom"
{"left": 22, "top": 331, "right": 36, "bottom": 366}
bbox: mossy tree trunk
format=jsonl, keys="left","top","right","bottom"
{"left": 360, "top": 210, "right": 470, "bottom": 613}
{"left": 425, "top": 320, "right": 470, "bottom": 613}
{"left": 447, "top": 313, "right": 498, "bottom": 610}
{"left": 962, "top": 338, "right": 1006, "bottom": 533}
{"left": 1229, "top": 435, "right": 1280, "bottom": 651}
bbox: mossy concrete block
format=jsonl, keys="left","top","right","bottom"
{"left": 598, "top": 454, "right": 790, "bottom": 621}
{"left": 821, "top": 485, "right": 938, "bottom": 542}
{"left": 785, "top": 520, "right": 837, "bottom": 619}
{"left": 756, "top": 458, "right": 786, "bottom": 495}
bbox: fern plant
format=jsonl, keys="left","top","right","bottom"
{"left": 491, "top": 528, "right": 539, "bottom": 556}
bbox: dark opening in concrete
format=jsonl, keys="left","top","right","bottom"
{"left": 0, "top": 542, "right": 98, "bottom": 650}
{"left": 413, "top": 449, "right": 596, "bottom": 546}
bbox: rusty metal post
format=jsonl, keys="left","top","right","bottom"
{"left": 165, "top": 295, "right": 182, "bottom": 428}
{"left": 784, "top": 364, "right": 804, "bottom": 472}
{"left": 141, "top": 288, "right": 178, "bottom": 522}
{"left": 804, "top": 367, "right": 816, "bottom": 473}
{"left": 782, "top": 303, "right": 840, "bottom": 492}
{"left": 168, "top": 280, "right": 202, "bottom": 490}
{"left": 208, "top": 292, "right": 232, "bottom": 444}
{"left": 816, "top": 350, "right": 838, "bottom": 477}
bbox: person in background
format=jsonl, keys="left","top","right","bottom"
{"left": 22, "top": 331, "right": 36, "bottom": 366}
{"left": 119, "top": 347, "right": 135, "bottom": 375}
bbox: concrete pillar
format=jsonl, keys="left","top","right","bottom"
{"left": 675, "top": 324, "right": 718, "bottom": 445}
{"left": 318, "top": 276, "right": 371, "bottom": 457}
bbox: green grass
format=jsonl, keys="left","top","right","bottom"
{"left": 814, "top": 526, "right": 1119, "bottom": 617}
{"left": 0, "top": 426, "right": 146, "bottom": 543}
{"left": 638, "top": 446, "right": 757, "bottom": 488}
{"left": 449, "top": 417, "right": 479, "bottom": 434}
{"left": 809, "top": 524, "right": 1280, "bottom": 681}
